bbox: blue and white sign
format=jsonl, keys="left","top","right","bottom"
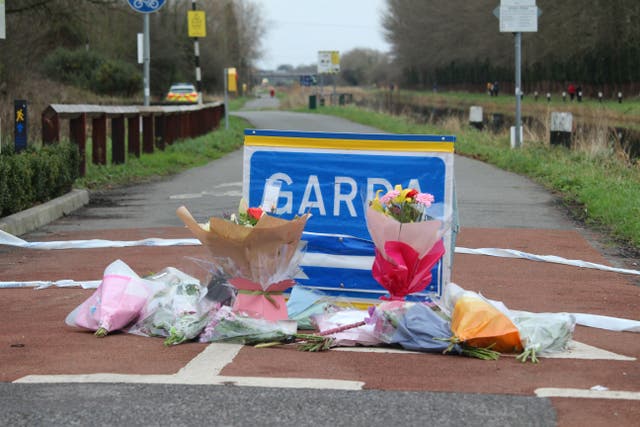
{"left": 127, "top": 0, "right": 166, "bottom": 14}
{"left": 243, "top": 129, "right": 457, "bottom": 301}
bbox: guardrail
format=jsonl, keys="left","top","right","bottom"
{"left": 41, "top": 102, "right": 225, "bottom": 176}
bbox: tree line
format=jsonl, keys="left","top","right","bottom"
{"left": 381, "top": 0, "right": 640, "bottom": 96}
{"left": 0, "top": 0, "right": 265, "bottom": 98}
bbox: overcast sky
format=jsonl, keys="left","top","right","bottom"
{"left": 253, "top": 0, "right": 391, "bottom": 70}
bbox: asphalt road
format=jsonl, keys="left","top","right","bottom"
{"left": 3, "top": 97, "right": 638, "bottom": 427}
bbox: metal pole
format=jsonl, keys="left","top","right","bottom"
{"left": 192, "top": 0, "right": 203, "bottom": 105}
{"left": 143, "top": 14, "right": 150, "bottom": 106}
{"left": 514, "top": 31, "right": 522, "bottom": 148}
{"left": 224, "top": 68, "right": 229, "bottom": 130}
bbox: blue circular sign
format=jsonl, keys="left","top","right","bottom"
{"left": 127, "top": 0, "right": 166, "bottom": 14}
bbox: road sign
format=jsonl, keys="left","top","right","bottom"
{"left": 0, "top": 0, "right": 6, "bottom": 39}
{"left": 499, "top": 0, "right": 538, "bottom": 32}
{"left": 243, "top": 129, "right": 456, "bottom": 300}
{"left": 300, "top": 75, "right": 317, "bottom": 86}
{"left": 14, "top": 100, "right": 27, "bottom": 152}
{"left": 188, "top": 10, "right": 206, "bottom": 37}
{"left": 127, "top": 0, "right": 166, "bottom": 14}
{"left": 317, "top": 50, "right": 340, "bottom": 74}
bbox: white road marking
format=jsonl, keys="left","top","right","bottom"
{"left": 13, "top": 343, "right": 364, "bottom": 390}
{"left": 12, "top": 340, "right": 634, "bottom": 390}
{"left": 169, "top": 190, "right": 243, "bottom": 200}
{"left": 334, "top": 340, "right": 636, "bottom": 361}
{"left": 535, "top": 388, "right": 640, "bottom": 400}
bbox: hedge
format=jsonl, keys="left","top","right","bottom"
{"left": 0, "top": 142, "right": 79, "bottom": 217}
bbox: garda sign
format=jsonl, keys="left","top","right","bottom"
{"left": 243, "top": 129, "right": 456, "bottom": 300}
{"left": 127, "top": 0, "right": 166, "bottom": 14}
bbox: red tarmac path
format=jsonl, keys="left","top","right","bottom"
{"left": 1, "top": 225, "right": 639, "bottom": 426}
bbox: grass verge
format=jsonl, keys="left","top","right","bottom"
{"left": 308, "top": 105, "right": 640, "bottom": 251}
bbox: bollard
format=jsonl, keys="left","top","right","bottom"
{"left": 562, "top": 91, "right": 567, "bottom": 102}
{"left": 577, "top": 91, "right": 582, "bottom": 102}
{"left": 469, "top": 106, "right": 483, "bottom": 130}
{"left": 550, "top": 112, "right": 573, "bottom": 148}
{"left": 546, "top": 93, "right": 551, "bottom": 102}
{"left": 491, "top": 113, "right": 504, "bottom": 131}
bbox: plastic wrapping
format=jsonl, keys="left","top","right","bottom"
{"left": 65, "top": 260, "right": 163, "bottom": 336}
{"left": 365, "top": 185, "right": 451, "bottom": 300}
{"left": 198, "top": 306, "right": 297, "bottom": 344}
{"left": 177, "top": 205, "right": 309, "bottom": 320}
{"left": 128, "top": 267, "right": 214, "bottom": 345}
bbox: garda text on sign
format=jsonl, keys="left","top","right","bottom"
{"left": 243, "top": 129, "right": 456, "bottom": 300}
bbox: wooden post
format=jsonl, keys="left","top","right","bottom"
{"left": 111, "top": 116, "right": 125, "bottom": 164}
{"left": 154, "top": 115, "right": 165, "bottom": 150}
{"left": 92, "top": 115, "right": 107, "bottom": 165}
{"left": 69, "top": 114, "right": 87, "bottom": 177}
{"left": 142, "top": 115, "right": 154, "bottom": 154}
{"left": 128, "top": 116, "right": 141, "bottom": 158}
{"left": 41, "top": 109, "right": 60, "bottom": 144}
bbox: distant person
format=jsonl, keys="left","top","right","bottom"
{"left": 487, "top": 82, "right": 493, "bottom": 96}
{"left": 567, "top": 83, "right": 576, "bottom": 101}
{"left": 576, "top": 85, "right": 583, "bottom": 102}
{"left": 492, "top": 81, "right": 499, "bottom": 96}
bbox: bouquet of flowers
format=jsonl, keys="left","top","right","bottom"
{"left": 198, "top": 305, "right": 297, "bottom": 345}
{"left": 366, "top": 185, "right": 447, "bottom": 300}
{"left": 177, "top": 201, "right": 310, "bottom": 321}
{"left": 65, "top": 260, "right": 163, "bottom": 337}
{"left": 128, "top": 267, "right": 214, "bottom": 346}
{"left": 367, "top": 301, "right": 500, "bottom": 359}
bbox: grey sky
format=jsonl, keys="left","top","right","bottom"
{"left": 253, "top": 0, "right": 391, "bottom": 70}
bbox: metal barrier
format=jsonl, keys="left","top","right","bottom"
{"left": 41, "top": 102, "right": 225, "bottom": 176}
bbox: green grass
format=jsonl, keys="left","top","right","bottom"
{"left": 309, "top": 105, "right": 640, "bottom": 250}
{"left": 75, "top": 115, "right": 248, "bottom": 189}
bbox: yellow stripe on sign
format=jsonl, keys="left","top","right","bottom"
{"left": 244, "top": 135, "right": 454, "bottom": 153}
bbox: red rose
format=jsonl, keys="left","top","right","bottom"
{"left": 406, "top": 189, "right": 418, "bottom": 199}
{"left": 247, "top": 207, "right": 264, "bottom": 220}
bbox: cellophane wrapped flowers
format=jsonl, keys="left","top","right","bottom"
{"left": 177, "top": 203, "right": 310, "bottom": 320}
{"left": 366, "top": 184, "right": 447, "bottom": 300}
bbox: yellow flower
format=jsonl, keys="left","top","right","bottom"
{"left": 370, "top": 189, "right": 384, "bottom": 212}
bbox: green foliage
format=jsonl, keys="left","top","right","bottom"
{"left": 0, "top": 143, "right": 79, "bottom": 217}
{"left": 312, "top": 105, "right": 640, "bottom": 249}
{"left": 91, "top": 59, "right": 141, "bottom": 96}
{"left": 42, "top": 48, "right": 103, "bottom": 88}
{"left": 42, "top": 47, "right": 141, "bottom": 96}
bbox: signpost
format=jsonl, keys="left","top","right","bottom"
{"left": 243, "top": 129, "right": 457, "bottom": 301}
{"left": 14, "top": 100, "right": 27, "bottom": 152}
{"left": 127, "top": 0, "right": 167, "bottom": 106}
{"left": 188, "top": 1, "right": 205, "bottom": 105}
{"left": 0, "top": 0, "right": 6, "bottom": 39}
{"left": 317, "top": 50, "right": 340, "bottom": 102}
{"left": 495, "top": 0, "right": 540, "bottom": 149}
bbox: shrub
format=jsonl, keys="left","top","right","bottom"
{"left": 42, "top": 48, "right": 103, "bottom": 89}
{"left": 92, "top": 59, "right": 141, "bottom": 96}
{"left": 0, "top": 142, "right": 79, "bottom": 217}
{"left": 42, "top": 48, "right": 141, "bottom": 96}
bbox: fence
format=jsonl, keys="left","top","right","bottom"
{"left": 41, "top": 102, "right": 225, "bottom": 176}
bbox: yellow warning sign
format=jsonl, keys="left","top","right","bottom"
{"left": 227, "top": 68, "right": 238, "bottom": 92}
{"left": 188, "top": 10, "right": 206, "bottom": 38}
